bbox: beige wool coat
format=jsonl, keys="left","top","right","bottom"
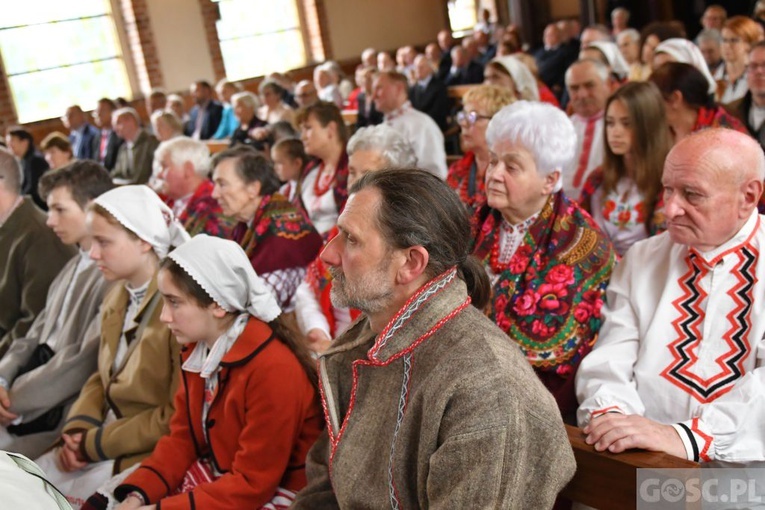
{"left": 63, "top": 276, "right": 180, "bottom": 473}
{"left": 293, "top": 269, "right": 576, "bottom": 509}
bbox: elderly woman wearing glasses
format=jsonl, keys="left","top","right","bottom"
{"left": 446, "top": 85, "right": 516, "bottom": 216}
{"left": 715, "top": 16, "right": 764, "bottom": 103}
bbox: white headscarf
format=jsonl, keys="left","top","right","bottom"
{"left": 588, "top": 41, "right": 630, "bottom": 80}
{"left": 655, "top": 38, "right": 718, "bottom": 95}
{"left": 168, "top": 234, "right": 281, "bottom": 323}
{"left": 490, "top": 55, "right": 540, "bottom": 101}
{"left": 94, "top": 185, "right": 190, "bottom": 259}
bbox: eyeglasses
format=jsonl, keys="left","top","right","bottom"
{"left": 456, "top": 110, "right": 492, "bottom": 126}
{"left": 749, "top": 63, "right": 765, "bottom": 72}
{"left": 722, "top": 37, "right": 743, "bottom": 45}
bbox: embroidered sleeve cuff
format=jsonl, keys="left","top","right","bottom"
{"left": 674, "top": 418, "right": 713, "bottom": 462}
{"left": 589, "top": 405, "right": 624, "bottom": 421}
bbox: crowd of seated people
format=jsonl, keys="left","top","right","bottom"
{"left": 3, "top": 3, "right": 765, "bottom": 508}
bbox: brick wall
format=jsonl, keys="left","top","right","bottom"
{"left": 0, "top": 58, "right": 18, "bottom": 135}
{"left": 197, "top": 0, "right": 227, "bottom": 82}
{"left": 121, "top": 0, "right": 165, "bottom": 92}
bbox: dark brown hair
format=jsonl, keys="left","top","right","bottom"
{"left": 39, "top": 160, "right": 114, "bottom": 207}
{"left": 212, "top": 147, "right": 281, "bottom": 195}
{"left": 295, "top": 100, "right": 348, "bottom": 146}
{"left": 272, "top": 138, "right": 307, "bottom": 165}
{"left": 351, "top": 169, "right": 490, "bottom": 309}
{"left": 159, "top": 257, "right": 318, "bottom": 390}
{"left": 602, "top": 82, "right": 670, "bottom": 233}
{"left": 40, "top": 131, "right": 72, "bottom": 154}
{"left": 649, "top": 61, "right": 715, "bottom": 109}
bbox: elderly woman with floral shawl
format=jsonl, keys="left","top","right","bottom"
{"left": 211, "top": 148, "right": 322, "bottom": 311}
{"left": 472, "top": 101, "right": 616, "bottom": 423}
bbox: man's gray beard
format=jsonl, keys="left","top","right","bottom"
{"left": 329, "top": 267, "right": 393, "bottom": 315}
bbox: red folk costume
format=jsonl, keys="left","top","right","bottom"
{"left": 115, "top": 318, "right": 323, "bottom": 510}
{"left": 538, "top": 82, "right": 560, "bottom": 107}
{"left": 177, "top": 180, "right": 235, "bottom": 238}
{"left": 231, "top": 193, "right": 323, "bottom": 309}
{"left": 692, "top": 105, "right": 748, "bottom": 133}
{"left": 472, "top": 192, "right": 616, "bottom": 422}
{"left": 446, "top": 152, "right": 486, "bottom": 218}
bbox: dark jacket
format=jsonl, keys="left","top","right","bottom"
{"left": 20, "top": 148, "right": 49, "bottom": 210}
{"left": 90, "top": 129, "right": 124, "bottom": 171}
{"left": 185, "top": 100, "right": 224, "bottom": 140}
{"left": 444, "top": 61, "right": 484, "bottom": 86}
{"left": 409, "top": 76, "right": 450, "bottom": 130}
{"left": 355, "top": 92, "right": 383, "bottom": 128}
{"left": 725, "top": 92, "right": 765, "bottom": 152}
{"left": 69, "top": 123, "right": 100, "bottom": 160}
{"left": 534, "top": 43, "right": 578, "bottom": 100}
{"left": 229, "top": 115, "right": 268, "bottom": 151}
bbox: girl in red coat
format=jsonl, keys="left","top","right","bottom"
{"left": 109, "top": 234, "right": 322, "bottom": 510}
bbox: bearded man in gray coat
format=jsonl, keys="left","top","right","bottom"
{"left": 292, "top": 169, "right": 575, "bottom": 509}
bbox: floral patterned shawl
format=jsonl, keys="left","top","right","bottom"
{"left": 231, "top": 192, "right": 323, "bottom": 275}
{"left": 472, "top": 191, "right": 616, "bottom": 420}
{"left": 178, "top": 180, "right": 235, "bottom": 238}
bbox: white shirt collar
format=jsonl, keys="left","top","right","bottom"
{"left": 692, "top": 209, "right": 760, "bottom": 263}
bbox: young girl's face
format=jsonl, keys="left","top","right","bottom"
{"left": 157, "top": 268, "right": 222, "bottom": 347}
{"left": 88, "top": 212, "right": 151, "bottom": 282}
{"left": 271, "top": 147, "right": 303, "bottom": 182}
{"left": 605, "top": 99, "right": 633, "bottom": 157}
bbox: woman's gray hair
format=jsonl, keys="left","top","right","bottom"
{"left": 486, "top": 100, "right": 576, "bottom": 193}
{"left": 347, "top": 124, "right": 418, "bottom": 168}
{"left": 231, "top": 91, "right": 261, "bottom": 111}
{"left": 150, "top": 110, "right": 183, "bottom": 136}
{"left": 154, "top": 136, "right": 211, "bottom": 177}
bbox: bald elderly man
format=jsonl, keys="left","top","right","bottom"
{"left": 577, "top": 128, "right": 765, "bottom": 465}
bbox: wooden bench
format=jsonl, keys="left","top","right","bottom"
{"left": 341, "top": 109, "right": 358, "bottom": 126}
{"left": 447, "top": 85, "right": 479, "bottom": 99}
{"left": 205, "top": 140, "right": 229, "bottom": 155}
{"left": 562, "top": 425, "right": 698, "bottom": 510}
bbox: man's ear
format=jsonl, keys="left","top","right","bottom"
{"left": 395, "top": 245, "right": 429, "bottom": 286}
{"left": 182, "top": 161, "right": 196, "bottom": 178}
{"left": 741, "top": 178, "right": 763, "bottom": 217}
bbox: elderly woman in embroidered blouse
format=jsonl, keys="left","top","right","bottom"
{"left": 579, "top": 82, "right": 670, "bottom": 256}
{"left": 716, "top": 16, "right": 764, "bottom": 103}
{"left": 649, "top": 62, "right": 747, "bottom": 144}
{"left": 471, "top": 101, "right": 615, "bottom": 424}
{"left": 211, "top": 147, "right": 322, "bottom": 310}
{"left": 446, "top": 85, "right": 515, "bottom": 217}
{"left": 298, "top": 101, "right": 349, "bottom": 235}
